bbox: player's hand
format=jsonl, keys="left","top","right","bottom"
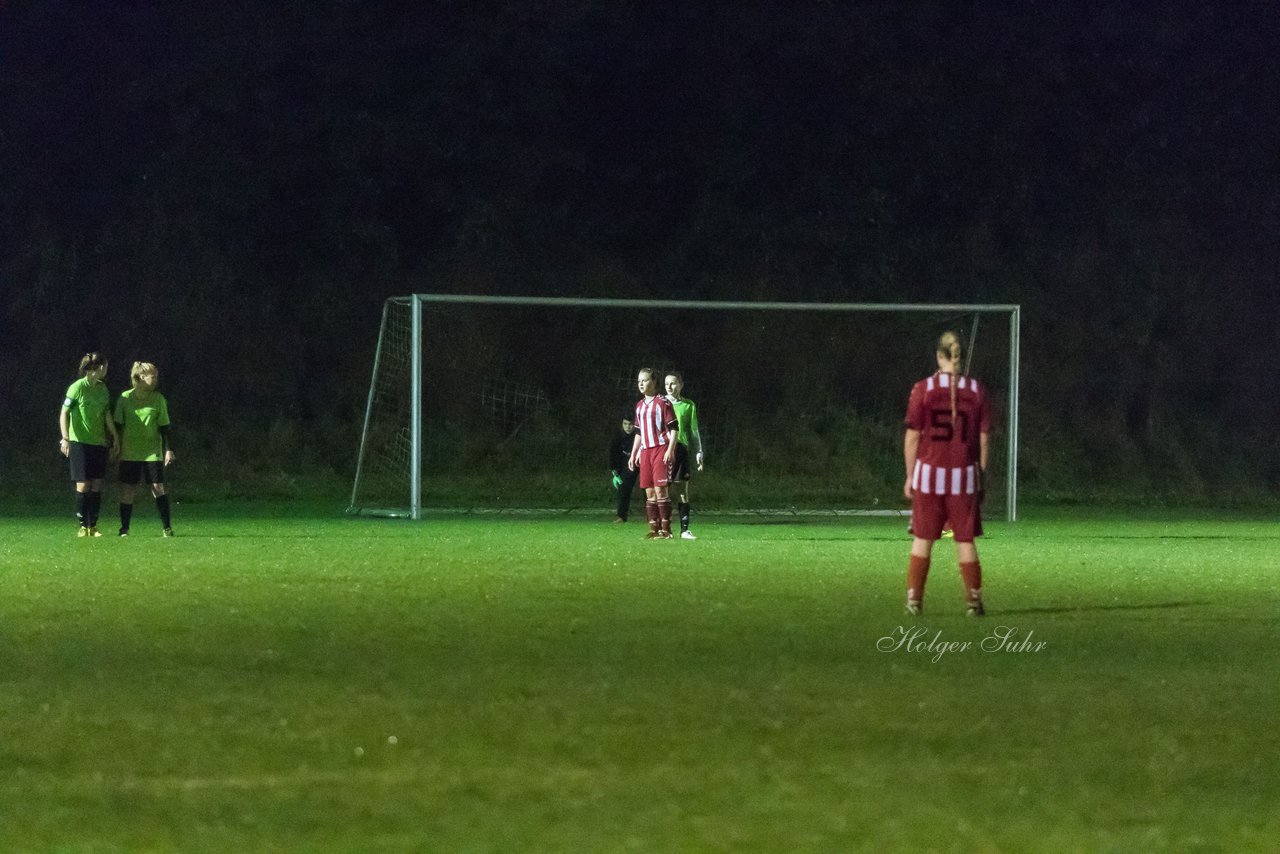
{"left": 903, "top": 478, "right": 914, "bottom": 500}
{"left": 611, "top": 473, "right": 622, "bottom": 489}
{"left": 58, "top": 438, "right": 70, "bottom": 458}
{"left": 627, "top": 457, "right": 637, "bottom": 472}
{"left": 663, "top": 449, "right": 674, "bottom": 466}
{"left": 165, "top": 450, "right": 176, "bottom": 467}
{"left": 696, "top": 452, "right": 704, "bottom": 471}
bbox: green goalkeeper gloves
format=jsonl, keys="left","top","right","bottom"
{"left": 611, "top": 473, "right": 622, "bottom": 489}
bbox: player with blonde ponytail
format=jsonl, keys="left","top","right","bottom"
{"left": 901, "top": 331, "right": 991, "bottom": 616}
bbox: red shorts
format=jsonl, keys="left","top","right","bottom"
{"left": 910, "top": 491, "right": 983, "bottom": 542}
{"left": 636, "top": 446, "right": 670, "bottom": 489}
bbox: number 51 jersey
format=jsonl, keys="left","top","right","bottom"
{"left": 904, "top": 371, "right": 993, "bottom": 475}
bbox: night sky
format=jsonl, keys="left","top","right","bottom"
{"left": 2, "top": 1, "right": 1278, "bottom": 490}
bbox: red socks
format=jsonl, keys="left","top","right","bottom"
{"left": 909, "top": 556, "right": 983, "bottom": 609}
{"left": 959, "top": 561, "right": 983, "bottom": 605}
{"left": 907, "top": 555, "right": 930, "bottom": 605}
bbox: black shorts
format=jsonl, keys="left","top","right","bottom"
{"left": 68, "top": 442, "right": 108, "bottom": 482}
{"left": 670, "top": 442, "right": 693, "bottom": 482}
{"left": 119, "top": 460, "right": 166, "bottom": 486}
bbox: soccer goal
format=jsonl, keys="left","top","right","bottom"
{"left": 348, "top": 295, "right": 1021, "bottom": 521}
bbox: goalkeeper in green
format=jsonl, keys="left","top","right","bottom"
{"left": 664, "top": 373, "right": 704, "bottom": 539}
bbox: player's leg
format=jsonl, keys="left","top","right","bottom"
{"left": 85, "top": 450, "right": 106, "bottom": 537}
{"left": 677, "top": 480, "right": 695, "bottom": 539}
{"left": 638, "top": 449, "right": 660, "bottom": 537}
{"left": 652, "top": 450, "right": 673, "bottom": 538}
{"left": 956, "top": 540, "right": 983, "bottom": 616}
{"left": 86, "top": 483, "right": 103, "bottom": 536}
{"left": 616, "top": 469, "right": 635, "bottom": 522}
{"left": 148, "top": 465, "right": 173, "bottom": 535}
{"left": 69, "top": 442, "right": 92, "bottom": 535}
{"left": 118, "top": 460, "right": 139, "bottom": 536}
{"left": 946, "top": 493, "right": 984, "bottom": 615}
{"left": 653, "top": 485, "right": 673, "bottom": 537}
{"left": 906, "top": 537, "right": 935, "bottom": 615}
{"left": 118, "top": 485, "right": 136, "bottom": 535}
{"left": 643, "top": 487, "right": 659, "bottom": 537}
{"left": 74, "top": 483, "right": 91, "bottom": 535}
{"left": 671, "top": 444, "right": 694, "bottom": 538}
{"left": 906, "top": 493, "right": 945, "bottom": 614}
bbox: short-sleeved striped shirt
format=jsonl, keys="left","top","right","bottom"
{"left": 634, "top": 395, "right": 677, "bottom": 450}
{"left": 905, "top": 372, "right": 992, "bottom": 495}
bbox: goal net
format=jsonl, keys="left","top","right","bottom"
{"left": 349, "top": 295, "right": 1021, "bottom": 520}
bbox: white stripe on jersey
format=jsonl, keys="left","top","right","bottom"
{"left": 928, "top": 372, "right": 981, "bottom": 395}
{"left": 912, "top": 461, "right": 979, "bottom": 496}
{"left": 635, "top": 396, "right": 670, "bottom": 450}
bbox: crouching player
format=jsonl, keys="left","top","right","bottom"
{"left": 902, "top": 332, "right": 991, "bottom": 616}
{"left": 628, "top": 368, "right": 678, "bottom": 539}
{"left": 114, "top": 361, "right": 176, "bottom": 537}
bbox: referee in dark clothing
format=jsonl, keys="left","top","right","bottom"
{"left": 609, "top": 416, "right": 640, "bottom": 522}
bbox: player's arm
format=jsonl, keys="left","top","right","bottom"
{"left": 690, "top": 404, "right": 704, "bottom": 469}
{"left": 104, "top": 403, "right": 120, "bottom": 451}
{"left": 902, "top": 383, "right": 925, "bottom": 499}
{"left": 903, "top": 428, "right": 921, "bottom": 499}
{"left": 160, "top": 426, "right": 175, "bottom": 465}
{"left": 663, "top": 416, "right": 678, "bottom": 465}
{"left": 159, "top": 398, "right": 174, "bottom": 464}
{"left": 58, "top": 406, "right": 71, "bottom": 458}
{"left": 977, "top": 430, "right": 989, "bottom": 499}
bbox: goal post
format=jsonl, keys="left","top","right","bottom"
{"left": 349, "top": 295, "right": 1021, "bottom": 521}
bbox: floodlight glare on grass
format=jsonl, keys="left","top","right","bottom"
{"left": 349, "top": 295, "right": 1020, "bottom": 521}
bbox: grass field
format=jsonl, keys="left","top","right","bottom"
{"left": 1, "top": 506, "right": 1277, "bottom": 852}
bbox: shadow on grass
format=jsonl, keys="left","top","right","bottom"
{"left": 1089, "top": 534, "right": 1280, "bottom": 541}
{"left": 998, "top": 601, "right": 1204, "bottom": 615}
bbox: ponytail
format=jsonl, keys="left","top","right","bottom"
{"left": 937, "top": 332, "right": 963, "bottom": 423}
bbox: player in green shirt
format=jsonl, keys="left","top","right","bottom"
{"left": 59, "top": 352, "right": 120, "bottom": 537}
{"left": 664, "top": 373, "right": 705, "bottom": 540}
{"left": 113, "top": 361, "right": 176, "bottom": 537}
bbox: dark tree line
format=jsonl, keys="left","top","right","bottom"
{"left": 2, "top": 1, "right": 1278, "bottom": 495}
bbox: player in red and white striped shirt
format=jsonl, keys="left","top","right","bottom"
{"left": 628, "top": 368, "right": 678, "bottom": 539}
{"left": 902, "top": 331, "right": 992, "bottom": 616}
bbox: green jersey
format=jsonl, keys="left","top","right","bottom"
{"left": 114, "top": 389, "right": 171, "bottom": 462}
{"left": 62, "top": 377, "right": 111, "bottom": 446}
{"left": 669, "top": 397, "right": 702, "bottom": 454}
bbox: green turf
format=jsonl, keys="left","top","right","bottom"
{"left": 1, "top": 509, "right": 1276, "bottom": 852}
